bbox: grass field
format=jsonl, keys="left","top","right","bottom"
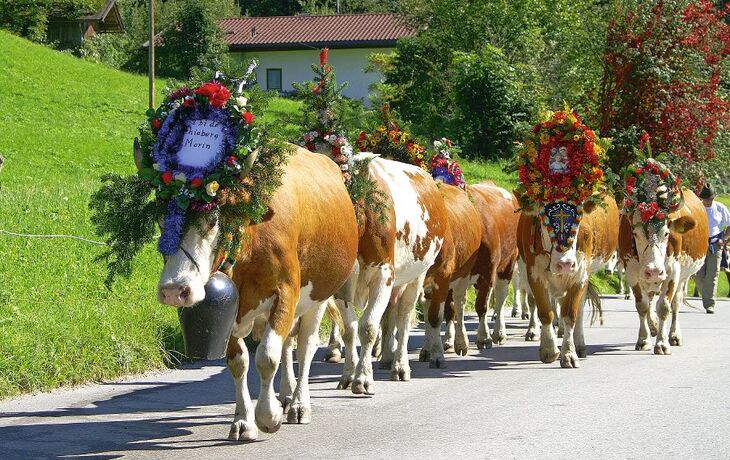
{"left": 0, "top": 31, "right": 726, "bottom": 398}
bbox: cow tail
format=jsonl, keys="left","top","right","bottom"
{"left": 586, "top": 281, "right": 604, "bottom": 326}
{"left": 326, "top": 298, "right": 345, "bottom": 331}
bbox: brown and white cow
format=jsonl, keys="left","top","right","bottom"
{"left": 439, "top": 183, "right": 520, "bottom": 353}
{"left": 618, "top": 189, "right": 708, "bottom": 354}
{"left": 333, "top": 155, "right": 448, "bottom": 393}
{"left": 154, "top": 145, "right": 359, "bottom": 441}
{"left": 517, "top": 194, "right": 618, "bottom": 368}
{"left": 416, "top": 183, "right": 481, "bottom": 368}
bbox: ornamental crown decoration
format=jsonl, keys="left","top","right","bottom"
{"left": 623, "top": 157, "right": 682, "bottom": 233}
{"left": 516, "top": 104, "right": 611, "bottom": 252}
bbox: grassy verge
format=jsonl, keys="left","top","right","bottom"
{"left": 0, "top": 31, "right": 181, "bottom": 398}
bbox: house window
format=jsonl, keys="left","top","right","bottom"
{"left": 266, "top": 69, "right": 282, "bottom": 92}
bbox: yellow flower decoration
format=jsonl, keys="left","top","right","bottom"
{"left": 206, "top": 181, "right": 220, "bottom": 197}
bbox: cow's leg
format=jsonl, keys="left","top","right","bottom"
{"left": 475, "top": 278, "right": 494, "bottom": 349}
{"left": 255, "top": 279, "right": 300, "bottom": 433}
{"left": 279, "top": 332, "right": 296, "bottom": 413}
{"left": 669, "top": 284, "right": 683, "bottom": 347}
{"left": 647, "top": 293, "right": 659, "bottom": 337}
{"left": 352, "top": 264, "right": 395, "bottom": 395}
{"left": 632, "top": 285, "right": 652, "bottom": 351}
{"left": 552, "top": 298, "right": 563, "bottom": 338}
{"left": 324, "top": 299, "right": 343, "bottom": 363}
{"left": 392, "top": 275, "right": 426, "bottom": 380}
{"left": 442, "top": 291, "right": 456, "bottom": 352}
{"left": 452, "top": 278, "right": 472, "bottom": 356}
{"left": 490, "top": 277, "right": 510, "bottom": 345}
{"left": 424, "top": 276, "right": 450, "bottom": 369}
{"left": 559, "top": 284, "right": 586, "bottom": 368}
{"left": 654, "top": 288, "right": 673, "bottom": 355}
{"left": 527, "top": 274, "right": 559, "bottom": 363}
{"left": 575, "top": 297, "right": 587, "bottom": 358}
{"left": 525, "top": 294, "right": 539, "bottom": 341}
{"left": 380, "top": 300, "right": 397, "bottom": 368}
{"left": 511, "top": 277, "right": 520, "bottom": 318}
{"left": 287, "top": 302, "right": 327, "bottom": 424}
{"left": 227, "top": 333, "right": 258, "bottom": 442}
{"left": 336, "top": 300, "right": 359, "bottom": 389}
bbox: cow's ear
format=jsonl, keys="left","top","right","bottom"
{"left": 515, "top": 191, "right": 538, "bottom": 216}
{"left": 669, "top": 215, "right": 696, "bottom": 234}
{"left": 133, "top": 138, "right": 143, "bottom": 171}
{"left": 582, "top": 199, "right": 597, "bottom": 214}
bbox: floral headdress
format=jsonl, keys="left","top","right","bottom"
{"left": 623, "top": 157, "right": 682, "bottom": 232}
{"left": 430, "top": 138, "right": 466, "bottom": 189}
{"left": 90, "top": 70, "right": 288, "bottom": 286}
{"left": 516, "top": 105, "right": 610, "bottom": 252}
{"left": 356, "top": 104, "right": 427, "bottom": 168}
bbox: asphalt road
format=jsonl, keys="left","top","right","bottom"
{"left": 1, "top": 296, "right": 729, "bottom": 459}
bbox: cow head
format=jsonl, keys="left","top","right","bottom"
{"left": 526, "top": 198, "right": 596, "bottom": 277}
{"left": 134, "top": 139, "right": 257, "bottom": 307}
{"left": 627, "top": 208, "right": 695, "bottom": 284}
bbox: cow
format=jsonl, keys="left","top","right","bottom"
{"left": 517, "top": 193, "right": 619, "bottom": 368}
{"left": 618, "top": 189, "right": 708, "bottom": 354}
{"left": 333, "top": 156, "right": 448, "bottom": 394}
{"left": 153, "top": 144, "right": 360, "bottom": 441}
{"left": 439, "top": 183, "right": 520, "bottom": 353}
{"left": 416, "top": 183, "right": 481, "bottom": 368}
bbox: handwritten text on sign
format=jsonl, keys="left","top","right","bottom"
{"left": 176, "top": 119, "right": 225, "bottom": 169}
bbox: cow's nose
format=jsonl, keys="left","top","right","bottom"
{"left": 159, "top": 285, "right": 191, "bottom": 306}
{"left": 555, "top": 260, "right": 576, "bottom": 274}
{"left": 643, "top": 268, "right": 666, "bottom": 281}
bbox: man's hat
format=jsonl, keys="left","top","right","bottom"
{"left": 699, "top": 182, "right": 716, "bottom": 200}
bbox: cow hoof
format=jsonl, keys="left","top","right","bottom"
{"left": 654, "top": 343, "right": 672, "bottom": 355}
{"left": 390, "top": 364, "right": 411, "bottom": 381}
{"left": 540, "top": 347, "right": 559, "bottom": 363}
{"left": 453, "top": 343, "right": 468, "bottom": 357}
{"left": 476, "top": 337, "right": 493, "bottom": 349}
{"left": 337, "top": 375, "right": 354, "bottom": 390}
{"left": 560, "top": 352, "right": 580, "bottom": 368}
{"left": 286, "top": 403, "right": 311, "bottom": 425}
{"left": 635, "top": 339, "right": 651, "bottom": 351}
{"left": 429, "top": 355, "right": 446, "bottom": 369}
{"left": 443, "top": 341, "right": 455, "bottom": 353}
{"left": 418, "top": 349, "right": 430, "bottom": 362}
{"left": 378, "top": 359, "right": 393, "bottom": 369}
{"left": 522, "top": 312, "right": 530, "bottom": 320}
{"left": 669, "top": 335, "right": 682, "bottom": 346}
{"left": 352, "top": 378, "right": 375, "bottom": 395}
{"left": 255, "top": 408, "right": 283, "bottom": 434}
{"left": 511, "top": 308, "right": 518, "bottom": 318}
{"left": 577, "top": 347, "right": 587, "bottom": 359}
{"left": 491, "top": 331, "right": 506, "bottom": 345}
{"left": 229, "top": 420, "right": 258, "bottom": 442}
{"left": 524, "top": 330, "right": 537, "bottom": 342}
{"left": 323, "top": 347, "right": 342, "bottom": 363}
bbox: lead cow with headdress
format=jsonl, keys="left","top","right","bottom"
{"left": 132, "top": 78, "right": 359, "bottom": 441}
{"left": 618, "top": 157, "right": 708, "bottom": 354}
{"left": 515, "top": 107, "right": 618, "bottom": 368}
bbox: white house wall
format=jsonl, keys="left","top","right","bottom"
{"left": 230, "top": 47, "right": 392, "bottom": 103}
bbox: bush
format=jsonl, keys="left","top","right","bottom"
{"left": 78, "top": 33, "right": 130, "bottom": 69}
{"left": 451, "top": 46, "right": 530, "bottom": 159}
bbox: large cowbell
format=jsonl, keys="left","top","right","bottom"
{"left": 542, "top": 202, "right": 581, "bottom": 252}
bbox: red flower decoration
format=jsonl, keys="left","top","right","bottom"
{"left": 183, "top": 98, "right": 196, "bottom": 108}
{"left": 226, "top": 156, "right": 237, "bottom": 167}
{"left": 190, "top": 177, "right": 202, "bottom": 188}
{"left": 242, "top": 112, "right": 255, "bottom": 124}
{"left": 194, "top": 82, "right": 231, "bottom": 108}
{"left": 161, "top": 171, "right": 173, "bottom": 185}
{"left": 319, "top": 48, "right": 329, "bottom": 66}
{"left": 152, "top": 118, "right": 162, "bottom": 130}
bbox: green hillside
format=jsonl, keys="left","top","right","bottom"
{"left": 0, "top": 31, "right": 179, "bottom": 397}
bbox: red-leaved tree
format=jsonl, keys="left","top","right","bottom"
{"left": 598, "top": 0, "right": 730, "bottom": 186}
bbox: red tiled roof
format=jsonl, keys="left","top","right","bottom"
{"left": 220, "top": 13, "right": 415, "bottom": 50}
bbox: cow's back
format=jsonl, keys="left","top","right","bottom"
{"left": 668, "top": 190, "right": 709, "bottom": 261}
{"left": 581, "top": 194, "right": 619, "bottom": 271}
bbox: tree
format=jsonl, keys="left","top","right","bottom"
{"left": 599, "top": 0, "right": 730, "bottom": 184}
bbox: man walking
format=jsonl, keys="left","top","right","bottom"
{"left": 696, "top": 183, "right": 730, "bottom": 313}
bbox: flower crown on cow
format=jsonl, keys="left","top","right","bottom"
{"left": 623, "top": 157, "right": 682, "bottom": 232}
{"left": 356, "top": 104, "right": 427, "bottom": 168}
{"left": 89, "top": 69, "right": 288, "bottom": 286}
{"left": 516, "top": 105, "right": 610, "bottom": 252}
{"left": 430, "top": 138, "right": 466, "bottom": 190}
